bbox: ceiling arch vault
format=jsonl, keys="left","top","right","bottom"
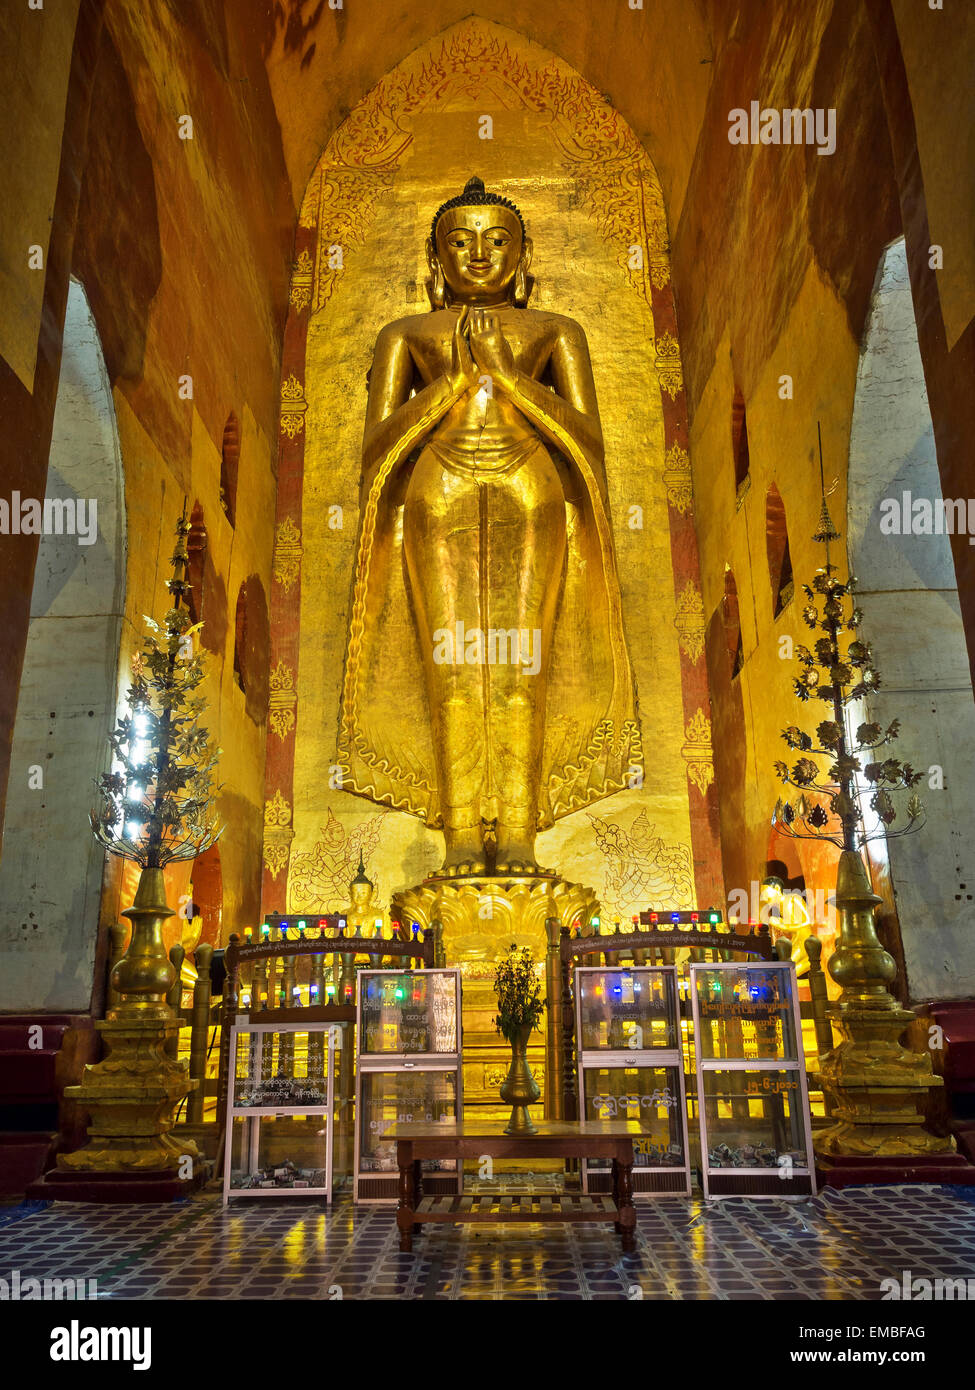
{"left": 294, "top": 18, "right": 673, "bottom": 320}
{"left": 265, "top": 7, "right": 712, "bottom": 225}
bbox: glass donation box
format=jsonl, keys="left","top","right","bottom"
{"left": 690, "top": 961, "right": 817, "bottom": 1199}
{"left": 223, "top": 1018, "right": 340, "bottom": 1203}
{"left": 575, "top": 965, "right": 691, "bottom": 1195}
{"left": 354, "top": 968, "right": 463, "bottom": 1201}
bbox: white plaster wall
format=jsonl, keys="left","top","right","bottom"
{"left": 0, "top": 279, "right": 124, "bottom": 1011}
{"left": 847, "top": 238, "right": 975, "bottom": 1002}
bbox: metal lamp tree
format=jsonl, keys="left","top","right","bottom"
{"left": 59, "top": 509, "right": 222, "bottom": 1182}
{"left": 772, "top": 462, "right": 952, "bottom": 1164}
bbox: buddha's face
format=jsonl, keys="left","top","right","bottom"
{"left": 351, "top": 882, "right": 372, "bottom": 909}
{"left": 431, "top": 205, "right": 530, "bottom": 304}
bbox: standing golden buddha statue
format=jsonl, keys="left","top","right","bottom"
{"left": 338, "top": 177, "right": 641, "bottom": 882}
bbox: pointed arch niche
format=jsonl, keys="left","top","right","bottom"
{"left": 264, "top": 17, "right": 722, "bottom": 919}
{"left": 765, "top": 483, "right": 794, "bottom": 618}
{"left": 848, "top": 236, "right": 975, "bottom": 1001}
{"left": 705, "top": 568, "right": 748, "bottom": 897}
{"left": 0, "top": 278, "right": 125, "bottom": 1010}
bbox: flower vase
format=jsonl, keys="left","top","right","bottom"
{"left": 499, "top": 1022, "right": 540, "bottom": 1135}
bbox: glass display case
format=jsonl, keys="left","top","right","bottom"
{"left": 354, "top": 968, "right": 463, "bottom": 1201}
{"left": 575, "top": 966, "right": 691, "bottom": 1194}
{"left": 690, "top": 962, "right": 816, "bottom": 1198}
{"left": 359, "top": 968, "right": 459, "bottom": 1057}
{"left": 223, "top": 1018, "right": 340, "bottom": 1203}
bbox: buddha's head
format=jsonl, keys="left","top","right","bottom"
{"left": 428, "top": 176, "right": 532, "bottom": 308}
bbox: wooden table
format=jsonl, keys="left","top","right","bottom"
{"left": 386, "top": 1120, "right": 639, "bottom": 1252}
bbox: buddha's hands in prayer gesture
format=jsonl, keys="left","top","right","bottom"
{"left": 447, "top": 306, "right": 477, "bottom": 394}
{"left": 468, "top": 307, "right": 517, "bottom": 392}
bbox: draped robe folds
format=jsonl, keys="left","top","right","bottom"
{"left": 336, "top": 309, "right": 643, "bottom": 832}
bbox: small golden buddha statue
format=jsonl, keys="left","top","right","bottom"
{"left": 344, "top": 854, "right": 382, "bottom": 937}
{"left": 338, "top": 176, "right": 641, "bottom": 878}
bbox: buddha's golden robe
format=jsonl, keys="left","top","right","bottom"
{"left": 337, "top": 306, "right": 642, "bottom": 832}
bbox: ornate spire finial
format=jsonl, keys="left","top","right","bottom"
{"left": 812, "top": 421, "right": 841, "bottom": 556}
{"left": 812, "top": 495, "right": 841, "bottom": 546}
{"left": 351, "top": 851, "right": 373, "bottom": 890}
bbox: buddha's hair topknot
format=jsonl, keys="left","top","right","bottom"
{"left": 430, "top": 175, "right": 526, "bottom": 243}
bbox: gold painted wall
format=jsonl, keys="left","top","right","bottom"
{"left": 282, "top": 25, "right": 698, "bottom": 925}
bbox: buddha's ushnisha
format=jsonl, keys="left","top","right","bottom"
{"left": 338, "top": 177, "right": 641, "bottom": 876}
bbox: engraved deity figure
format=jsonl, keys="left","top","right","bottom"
{"left": 338, "top": 177, "right": 641, "bottom": 877}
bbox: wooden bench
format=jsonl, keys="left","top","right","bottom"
{"left": 386, "top": 1120, "right": 639, "bottom": 1252}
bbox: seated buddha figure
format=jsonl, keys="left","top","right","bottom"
{"left": 338, "top": 177, "right": 641, "bottom": 878}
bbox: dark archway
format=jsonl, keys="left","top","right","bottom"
{"left": 705, "top": 567, "right": 749, "bottom": 904}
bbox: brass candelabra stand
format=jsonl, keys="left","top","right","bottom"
{"left": 59, "top": 509, "right": 218, "bottom": 1185}
{"left": 773, "top": 441, "right": 952, "bottom": 1163}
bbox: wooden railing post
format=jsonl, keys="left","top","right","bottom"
{"left": 188, "top": 943, "right": 213, "bottom": 1123}
{"left": 560, "top": 927, "right": 577, "bottom": 1123}
{"left": 252, "top": 954, "right": 268, "bottom": 1012}
{"left": 544, "top": 917, "right": 563, "bottom": 1120}
{"left": 804, "top": 935, "right": 833, "bottom": 1057}
{"left": 308, "top": 952, "right": 326, "bottom": 1076}
{"left": 338, "top": 947, "right": 356, "bottom": 1114}
{"left": 279, "top": 951, "right": 297, "bottom": 1076}
{"left": 214, "top": 933, "right": 240, "bottom": 1173}
{"left": 166, "top": 944, "right": 185, "bottom": 1059}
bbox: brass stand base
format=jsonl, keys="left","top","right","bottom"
{"left": 28, "top": 1164, "right": 207, "bottom": 1204}
{"left": 815, "top": 851, "right": 954, "bottom": 1165}
{"left": 816, "top": 1151, "right": 975, "bottom": 1190}
{"left": 57, "top": 1014, "right": 199, "bottom": 1176}
{"left": 816, "top": 1010, "right": 955, "bottom": 1159}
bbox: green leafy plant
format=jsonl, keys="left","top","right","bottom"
{"left": 90, "top": 509, "right": 222, "bottom": 868}
{"left": 493, "top": 944, "right": 545, "bottom": 1040}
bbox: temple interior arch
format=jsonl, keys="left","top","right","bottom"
{"left": 1, "top": 0, "right": 975, "bottom": 1311}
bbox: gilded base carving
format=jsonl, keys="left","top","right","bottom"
{"left": 391, "top": 873, "right": 597, "bottom": 967}
{"left": 393, "top": 874, "right": 596, "bottom": 1124}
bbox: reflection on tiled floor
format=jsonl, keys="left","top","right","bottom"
{"left": 1, "top": 1182, "right": 973, "bottom": 1300}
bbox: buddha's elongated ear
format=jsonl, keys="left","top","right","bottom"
{"left": 426, "top": 236, "right": 446, "bottom": 309}
{"left": 513, "top": 237, "right": 533, "bottom": 307}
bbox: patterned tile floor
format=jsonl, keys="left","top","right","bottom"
{"left": 1, "top": 1181, "right": 973, "bottom": 1301}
